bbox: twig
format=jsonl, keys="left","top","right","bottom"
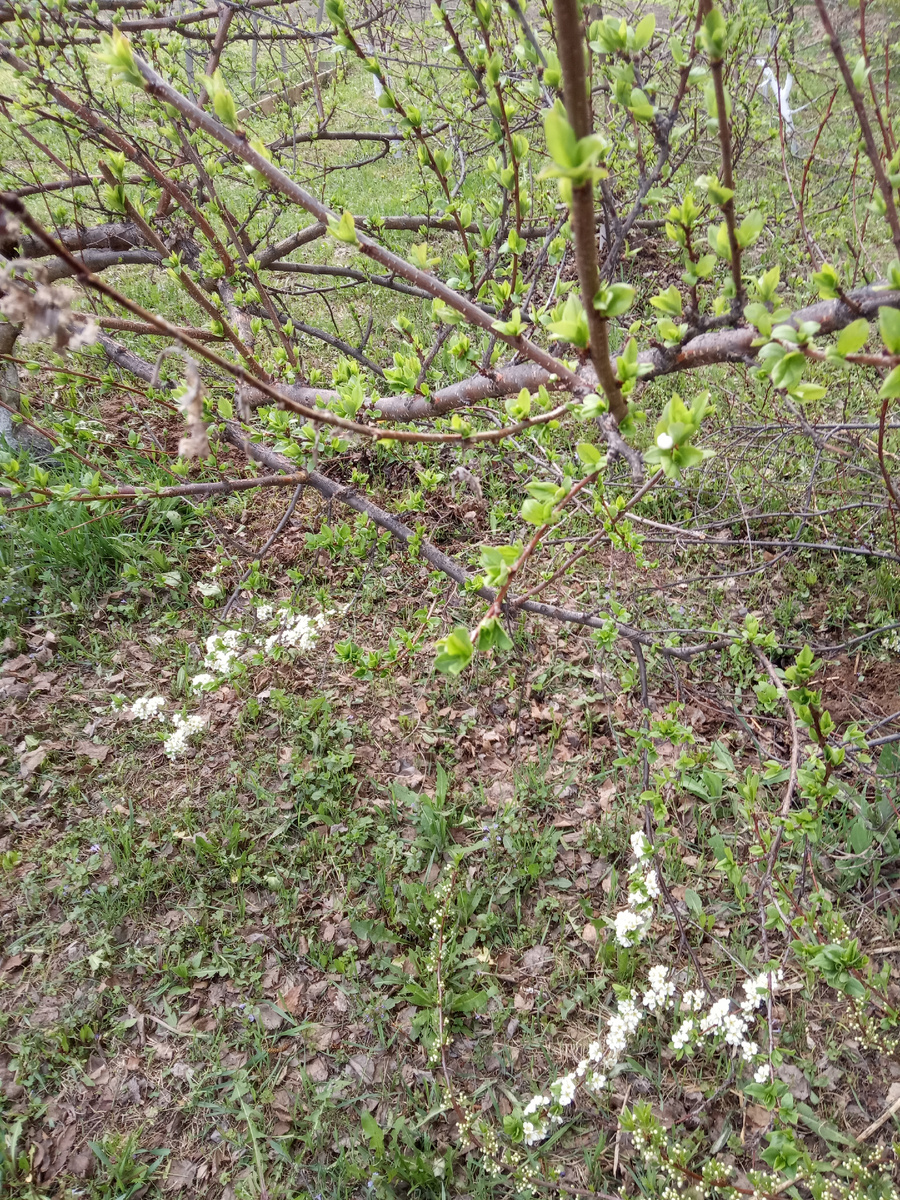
{"left": 222, "top": 481, "right": 304, "bottom": 618}
{"left": 813, "top": 0, "right": 900, "bottom": 258}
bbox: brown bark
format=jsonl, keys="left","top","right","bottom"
{"left": 552, "top": 0, "right": 627, "bottom": 423}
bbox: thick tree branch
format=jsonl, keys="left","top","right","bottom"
{"left": 552, "top": 0, "right": 627, "bottom": 425}
{"left": 353, "top": 283, "right": 900, "bottom": 421}
{"left": 118, "top": 50, "right": 600, "bottom": 408}
{"left": 709, "top": 52, "right": 743, "bottom": 304}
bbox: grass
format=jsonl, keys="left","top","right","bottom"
{"left": 0, "top": 472, "right": 898, "bottom": 1196}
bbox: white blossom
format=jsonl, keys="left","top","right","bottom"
{"left": 656, "top": 431, "right": 674, "bottom": 450}
{"left": 606, "top": 998, "right": 642, "bottom": 1061}
{"left": 723, "top": 1012, "right": 750, "bottom": 1047}
{"left": 555, "top": 1072, "right": 578, "bottom": 1106}
{"left": 164, "top": 713, "right": 207, "bottom": 759}
{"left": 630, "top": 830, "right": 652, "bottom": 860}
{"left": 672, "top": 1019, "right": 695, "bottom": 1051}
{"left": 643, "top": 964, "right": 676, "bottom": 1011}
{"left": 741, "top": 969, "right": 783, "bottom": 1012}
{"left": 523, "top": 1118, "right": 548, "bottom": 1147}
{"left": 614, "top": 907, "right": 648, "bottom": 947}
{"left": 699, "top": 997, "right": 732, "bottom": 1036}
{"left": 681, "top": 988, "right": 706, "bottom": 1012}
{"left": 130, "top": 694, "right": 167, "bottom": 721}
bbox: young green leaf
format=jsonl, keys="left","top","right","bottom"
{"left": 879, "top": 305, "right": 900, "bottom": 355}
{"left": 835, "top": 318, "right": 869, "bottom": 356}
{"left": 327, "top": 210, "right": 359, "bottom": 245}
{"left": 435, "top": 626, "right": 475, "bottom": 675}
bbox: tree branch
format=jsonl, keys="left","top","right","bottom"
{"left": 552, "top": 0, "right": 627, "bottom": 425}
{"left": 813, "top": 0, "right": 900, "bottom": 259}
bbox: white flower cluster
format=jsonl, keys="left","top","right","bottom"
{"left": 642, "top": 963, "right": 677, "bottom": 1012}
{"left": 127, "top": 695, "right": 207, "bottom": 759}
{"left": 518, "top": 964, "right": 783, "bottom": 1146}
{"left": 191, "top": 606, "right": 328, "bottom": 691}
{"left": 672, "top": 969, "right": 783, "bottom": 1063}
{"left": 522, "top": 991, "right": 643, "bottom": 1145}
{"left": 130, "top": 694, "right": 167, "bottom": 722}
{"left": 614, "top": 829, "right": 658, "bottom": 947}
{"left": 163, "top": 713, "right": 207, "bottom": 760}
{"left": 202, "top": 627, "right": 245, "bottom": 676}
{"left": 522, "top": 1093, "right": 554, "bottom": 1146}
{"left": 264, "top": 609, "right": 323, "bottom": 652}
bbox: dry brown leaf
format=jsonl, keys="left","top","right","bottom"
{"left": 520, "top": 945, "right": 553, "bottom": 975}
{"left": 19, "top": 746, "right": 47, "bottom": 778}
{"left": 256, "top": 1002, "right": 284, "bottom": 1031}
{"left": 330, "top": 988, "right": 350, "bottom": 1014}
{"left": 278, "top": 984, "right": 305, "bottom": 1014}
{"left": 75, "top": 741, "right": 110, "bottom": 762}
{"left": 745, "top": 1103, "right": 771, "bottom": 1131}
{"left": 304, "top": 1023, "right": 334, "bottom": 1051}
{"left": 777, "top": 1064, "right": 810, "bottom": 1100}
{"left": 68, "top": 1149, "right": 96, "bottom": 1179}
{"left": 306, "top": 1056, "right": 329, "bottom": 1083}
{"left": 3, "top": 653, "right": 31, "bottom": 674}
{"left": 164, "top": 1160, "right": 197, "bottom": 1192}
{"left": 347, "top": 1053, "right": 375, "bottom": 1084}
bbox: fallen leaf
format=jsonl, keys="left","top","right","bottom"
{"left": 306, "top": 1056, "right": 329, "bottom": 1083}
{"left": 330, "top": 988, "right": 350, "bottom": 1013}
{"left": 3, "top": 654, "right": 31, "bottom": 674}
{"left": 68, "top": 1148, "right": 96, "bottom": 1179}
{"left": 19, "top": 746, "right": 47, "bottom": 778}
{"left": 0, "top": 679, "right": 30, "bottom": 700}
{"left": 346, "top": 1053, "right": 375, "bottom": 1084}
{"left": 75, "top": 741, "right": 110, "bottom": 762}
{"left": 777, "top": 1064, "right": 810, "bottom": 1101}
{"left": 598, "top": 778, "right": 616, "bottom": 809}
{"left": 303, "top": 1023, "right": 334, "bottom": 1051}
{"left": 745, "top": 1103, "right": 771, "bottom": 1131}
{"left": 521, "top": 945, "right": 553, "bottom": 975}
{"left": 256, "top": 1002, "right": 284, "bottom": 1031}
{"left": 278, "top": 984, "right": 305, "bottom": 1014}
{"left": 581, "top": 923, "right": 598, "bottom": 946}
{"left": 164, "top": 1160, "right": 197, "bottom": 1192}
{"left": 46, "top": 1121, "right": 78, "bottom": 1178}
